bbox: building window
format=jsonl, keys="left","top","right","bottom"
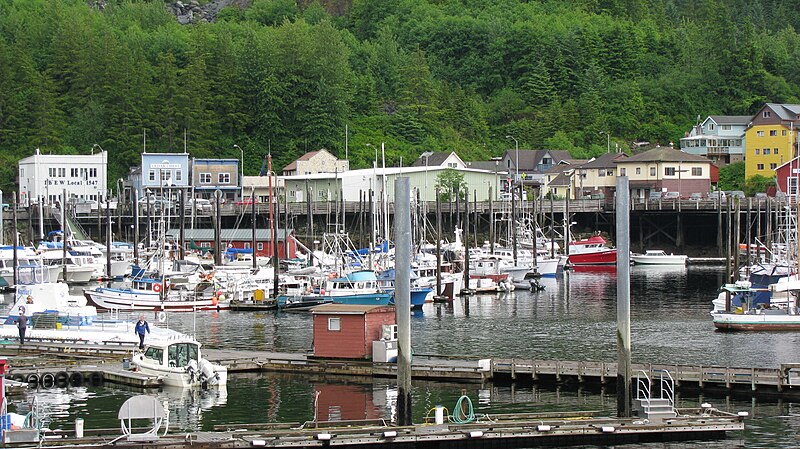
{"left": 757, "top": 131, "right": 764, "bottom": 137}
{"left": 757, "top": 164, "right": 764, "bottom": 170}
{"left": 790, "top": 177, "right": 799, "bottom": 196}
{"left": 49, "top": 168, "right": 56, "bottom": 177}
{"left": 783, "top": 130, "right": 788, "bottom": 136}
{"left": 257, "top": 242, "right": 263, "bottom": 250}
{"left": 665, "top": 167, "right": 676, "bottom": 176}
{"left": 218, "top": 173, "right": 230, "bottom": 184}
{"left": 708, "top": 123, "right": 715, "bottom": 130}
{"left": 770, "top": 163, "right": 777, "bottom": 169}
{"left": 598, "top": 169, "right": 605, "bottom": 177}
{"left": 149, "top": 170, "right": 156, "bottom": 181}
{"left": 692, "top": 167, "right": 702, "bottom": 176}
{"left": 58, "top": 168, "right": 65, "bottom": 177}
{"left": 70, "top": 168, "right": 78, "bottom": 177}
{"left": 620, "top": 168, "right": 626, "bottom": 176}
{"left": 634, "top": 168, "right": 640, "bottom": 175}
{"left": 763, "top": 111, "right": 771, "bottom": 118}
{"left": 722, "top": 125, "right": 731, "bottom": 131}
{"left": 243, "top": 242, "right": 250, "bottom": 249}
{"left": 755, "top": 149, "right": 760, "bottom": 155}
{"left": 650, "top": 167, "right": 656, "bottom": 176}
{"left": 606, "top": 169, "right": 614, "bottom": 176}
{"left": 775, "top": 148, "right": 779, "bottom": 154}
{"left": 175, "top": 170, "right": 182, "bottom": 182}
{"left": 764, "top": 149, "right": 771, "bottom": 155}
{"left": 200, "top": 173, "right": 211, "bottom": 184}
{"left": 447, "top": 162, "right": 457, "bottom": 168}
{"left": 328, "top": 317, "right": 341, "bottom": 331}
{"left": 770, "top": 130, "right": 778, "bottom": 136}
{"left": 90, "top": 168, "right": 97, "bottom": 178}
{"left": 160, "top": 171, "right": 172, "bottom": 182}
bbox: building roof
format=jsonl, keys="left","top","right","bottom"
{"left": 765, "top": 103, "right": 800, "bottom": 121}
{"left": 411, "top": 151, "right": 454, "bottom": 167}
{"left": 311, "top": 304, "right": 393, "bottom": 315}
{"left": 465, "top": 160, "right": 502, "bottom": 171}
{"left": 707, "top": 115, "right": 752, "bottom": 125}
{"left": 167, "top": 228, "right": 292, "bottom": 241}
{"left": 547, "top": 171, "right": 572, "bottom": 187}
{"left": 505, "top": 150, "right": 574, "bottom": 171}
{"left": 579, "top": 153, "right": 628, "bottom": 169}
{"left": 619, "top": 147, "right": 711, "bottom": 164}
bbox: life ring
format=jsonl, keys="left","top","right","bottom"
{"left": 41, "top": 372, "right": 55, "bottom": 388}
{"left": 158, "top": 311, "right": 167, "bottom": 323}
{"left": 11, "top": 374, "right": 24, "bottom": 383}
{"left": 68, "top": 372, "right": 84, "bottom": 387}
{"left": 88, "top": 372, "right": 103, "bottom": 386}
{"left": 54, "top": 371, "right": 69, "bottom": 387}
{"left": 153, "top": 283, "right": 162, "bottom": 293}
{"left": 26, "top": 373, "right": 40, "bottom": 385}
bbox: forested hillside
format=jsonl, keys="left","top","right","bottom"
{"left": 1, "top": 0, "right": 799, "bottom": 191}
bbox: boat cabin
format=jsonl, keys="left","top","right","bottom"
{"left": 141, "top": 339, "right": 200, "bottom": 369}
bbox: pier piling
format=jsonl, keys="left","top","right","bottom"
{"left": 616, "top": 176, "right": 632, "bottom": 418}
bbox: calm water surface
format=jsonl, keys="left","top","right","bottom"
{"left": 7, "top": 266, "right": 800, "bottom": 447}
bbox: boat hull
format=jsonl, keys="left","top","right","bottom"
{"left": 568, "top": 250, "right": 617, "bottom": 266}
{"left": 631, "top": 255, "right": 688, "bottom": 265}
{"left": 84, "top": 287, "right": 229, "bottom": 311}
{"left": 330, "top": 292, "right": 393, "bottom": 306}
{"left": 712, "top": 312, "right": 800, "bottom": 331}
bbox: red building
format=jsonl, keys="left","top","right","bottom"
{"left": 311, "top": 305, "right": 395, "bottom": 359}
{"left": 775, "top": 156, "right": 800, "bottom": 195}
{"left": 169, "top": 228, "right": 298, "bottom": 259}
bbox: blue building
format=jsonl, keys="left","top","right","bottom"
{"left": 680, "top": 115, "right": 749, "bottom": 167}
{"left": 132, "top": 152, "right": 190, "bottom": 198}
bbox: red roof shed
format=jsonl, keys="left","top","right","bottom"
{"left": 311, "top": 304, "right": 396, "bottom": 359}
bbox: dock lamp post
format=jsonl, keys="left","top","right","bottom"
{"left": 234, "top": 144, "right": 244, "bottom": 199}
{"left": 600, "top": 131, "right": 610, "bottom": 153}
{"left": 505, "top": 135, "right": 519, "bottom": 184}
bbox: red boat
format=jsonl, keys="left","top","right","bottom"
{"left": 567, "top": 236, "right": 617, "bottom": 266}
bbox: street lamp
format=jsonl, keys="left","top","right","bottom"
{"left": 505, "top": 135, "right": 519, "bottom": 182}
{"left": 233, "top": 144, "right": 244, "bottom": 199}
{"left": 599, "top": 131, "right": 610, "bottom": 153}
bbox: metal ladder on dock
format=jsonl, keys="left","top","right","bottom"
{"left": 636, "top": 369, "right": 677, "bottom": 423}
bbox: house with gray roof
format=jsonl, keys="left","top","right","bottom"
{"left": 616, "top": 147, "right": 714, "bottom": 200}
{"left": 680, "top": 115, "right": 749, "bottom": 167}
{"left": 410, "top": 151, "right": 466, "bottom": 169}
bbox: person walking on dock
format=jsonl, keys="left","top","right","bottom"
{"left": 16, "top": 306, "right": 27, "bottom": 345}
{"left": 135, "top": 315, "right": 150, "bottom": 350}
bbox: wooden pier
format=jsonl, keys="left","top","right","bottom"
{"left": 9, "top": 409, "right": 745, "bottom": 448}
{"left": 2, "top": 343, "right": 799, "bottom": 397}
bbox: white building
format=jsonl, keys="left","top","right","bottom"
{"left": 18, "top": 149, "right": 108, "bottom": 206}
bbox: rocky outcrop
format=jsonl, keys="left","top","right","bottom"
{"left": 167, "top": 0, "right": 251, "bottom": 24}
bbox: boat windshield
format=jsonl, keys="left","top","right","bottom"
{"left": 168, "top": 343, "right": 199, "bottom": 368}
{"left": 16, "top": 265, "right": 53, "bottom": 284}
{"left": 144, "top": 347, "right": 164, "bottom": 365}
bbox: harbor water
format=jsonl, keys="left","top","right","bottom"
{"left": 7, "top": 265, "right": 800, "bottom": 447}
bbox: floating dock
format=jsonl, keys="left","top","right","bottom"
{"left": 10, "top": 410, "right": 745, "bottom": 448}
{"left": 2, "top": 343, "right": 799, "bottom": 397}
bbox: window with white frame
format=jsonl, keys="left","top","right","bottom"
{"left": 175, "top": 170, "right": 182, "bottom": 181}
{"left": 692, "top": 167, "right": 702, "bottom": 176}
{"left": 764, "top": 149, "right": 771, "bottom": 155}
{"left": 598, "top": 169, "right": 605, "bottom": 177}
{"left": 635, "top": 168, "right": 641, "bottom": 175}
{"left": 328, "top": 317, "right": 341, "bottom": 331}
{"left": 650, "top": 167, "right": 656, "bottom": 176}
{"left": 257, "top": 242, "right": 263, "bottom": 250}
{"left": 218, "top": 173, "right": 230, "bottom": 184}
{"left": 789, "top": 177, "right": 798, "bottom": 196}
{"left": 770, "top": 130, "right": 778, "bottom": 136}
{"left": 757, "top": 131, "right": 764, "bottom": 137}
{"left": 149, "top": 170, "right": 156, "bottom": 181}
{"left": 722, "top": 125, "right": 731, "bottom": 130}
{"left": 757, "top": 164, "right": 764, "bottom": 170}
{"left": 200, "top": 173, "right": 212, "bottom": 184}
{"left": 763, "top": 111, "right": 771, "bottom": 118}
{"left": 620, "top": 168, "right": 626, "bottom": 176}
{"left": 770, "top": 163, "right": 777, "bottom": 169}
{"left": 160, "top": 171, "right": 172, "bottom": 182}
{"left": 755, "top": 149, "right": 760, "bottom": 155}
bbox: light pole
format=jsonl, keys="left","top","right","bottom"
{"left": 233, "top": 144, "right": 244, "bottom": 199}
{"left": 505, "top": 135, "right": 519, "bottom": 183}
{"left": 600, "top": 131, "right": 610, "bottom": 153}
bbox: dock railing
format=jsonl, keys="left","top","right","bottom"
{"left": 659, "top": 369, "right": 675, "bottom": 409}
{"left": 636, "top": 370, "right": 651, "bottom": 407}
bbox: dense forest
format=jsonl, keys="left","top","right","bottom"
{"left": 1, "top": 0, "right": 800, "bottom": 192}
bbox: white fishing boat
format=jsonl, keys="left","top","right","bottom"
{"left": 631, "top": 250, "right": 688, "bottom": 265}
{"left": 131, "top": 334, "right": 227, "bottom": 388}
{"left": 83, "top": 277, "right": 228, "bottom": 311}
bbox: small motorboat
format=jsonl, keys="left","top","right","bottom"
{"left": 631, "top": 250, "right": 688, "bottom": 265}
{"left": 131, "top": 335, "right": 227, "bottom": 388}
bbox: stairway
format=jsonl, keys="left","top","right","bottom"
{"left": 31, "top": 313, "right": 59, "bottom": 330}
{"left": 636, "top": 369, "right": 677, "bottom": 424}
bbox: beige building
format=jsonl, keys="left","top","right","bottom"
{"left": 281, "top": 149, "right": 349, "bottom": 176}
{"left": 574, "top": 153, "right": 628, "bottom": 199}
{"left": 615, "top": 147, "right": 712, "bottom": 200}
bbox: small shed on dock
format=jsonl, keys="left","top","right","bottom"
{"left": 311, "top": 305, "right": 395, "bottom": 359}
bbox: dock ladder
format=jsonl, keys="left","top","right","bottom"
{"left": 636, "top": 369, "right": 676, "bottom": 423}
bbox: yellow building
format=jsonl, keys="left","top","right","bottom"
{"left": 745, "top": 103, "right": 800, "bottom": 179}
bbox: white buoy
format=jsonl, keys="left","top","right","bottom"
{"left": 434, "top": 405, "right": 445, "bottom": 425}
{"left": 75, "top": 418, "right": 84, "bottom": 438}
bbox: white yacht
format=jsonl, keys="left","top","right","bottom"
{"left": 131, "top": 335, "right": 227, "bottom": 388}
{"left": 631, "top": 250, "right": 688, "bottom": 265}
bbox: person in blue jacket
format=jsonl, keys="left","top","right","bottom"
{"left": 134, "top": 315, "right": 150, "bottom": 350}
